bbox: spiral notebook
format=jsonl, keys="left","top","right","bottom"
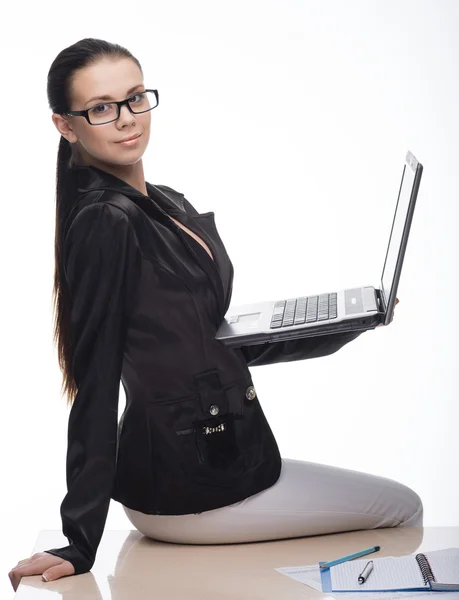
{"left": 319, "top": 547, "right": 459, "bottom": 593}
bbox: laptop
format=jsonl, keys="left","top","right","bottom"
{"left": 215, "top": 150, "right": 423, "bottom": 348}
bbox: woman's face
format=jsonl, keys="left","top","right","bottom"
{"left": 53, "top": 56, "right": 151, "bottom": 170}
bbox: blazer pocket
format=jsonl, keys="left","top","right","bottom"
{"left": 147, "top": 384, "right": 248, "bottom": 491}
{"left": 193, "top": 411, "right": 242, "bottom": 471}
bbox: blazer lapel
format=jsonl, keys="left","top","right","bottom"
{"left": 147, "top": 183, "right": 228, "bottom": 324}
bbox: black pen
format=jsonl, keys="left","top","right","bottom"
{"left": 358, "top": 560, "right": 374, "bottom": 584}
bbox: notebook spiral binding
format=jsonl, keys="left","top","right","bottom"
{"left": 415, "top": 553, "right": 435, "bottom": 586}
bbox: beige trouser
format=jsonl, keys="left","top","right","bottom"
{"left": 122, "top": 457, "right": 423, "bottom": 544}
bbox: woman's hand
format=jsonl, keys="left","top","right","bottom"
{"left": 377, "top": 296, "right": 399, "bottom": 327}
{"left": 8, "top": 552, "right": 75, "bottom": 592}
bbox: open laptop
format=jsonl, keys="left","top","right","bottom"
{"left": 215, "top": 150, "right": 423, "bottom": 348}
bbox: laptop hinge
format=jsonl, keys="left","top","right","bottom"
{"left": 375, "top": 288, "right": 385, "bottom": 315}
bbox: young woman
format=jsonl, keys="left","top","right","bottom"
{"left": 8, "top": 37, "right": 420, "bottom": 592}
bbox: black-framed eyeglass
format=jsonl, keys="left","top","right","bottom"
{"left": 63, "top": 89, "right": 159, "bottom": 125}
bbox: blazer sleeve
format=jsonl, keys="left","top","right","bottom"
{"left": 238, "top": 329, "right": 365, "bottom": 368}
{"left": 43, "top": 202, "right": 140, "bottom": 575}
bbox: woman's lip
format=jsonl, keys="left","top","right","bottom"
{"left": 118, "top": 134, "right": 142, "bottom": 146}
{"left": 117, "top": 134, "right": 141, "bottom": 143}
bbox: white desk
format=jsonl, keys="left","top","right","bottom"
{"left": 13, "top": 526, "right": 459, "bottom": 598}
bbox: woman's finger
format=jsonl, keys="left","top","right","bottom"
{"left": 9, "top": 562, "right": 46, "bottom": 592}
{"left": 42, "top": 560, "right": 75, "bottom": 582}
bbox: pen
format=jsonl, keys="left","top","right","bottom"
{"left": 358, "top": 560, "right": 374, "bottom": 584}
{"left": 319, "top": 545, "right": 381, "bottom": 569}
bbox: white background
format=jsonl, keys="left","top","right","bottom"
{"left": 1, "top": 0, "right": 458, "bottom": 597}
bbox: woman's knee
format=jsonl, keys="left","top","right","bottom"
{"left": 398, "top": 487, "right": 424, "bottom": 528}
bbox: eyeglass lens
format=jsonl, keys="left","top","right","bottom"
{"left": 88, "top": 90, "right": 157, "bottom": 125}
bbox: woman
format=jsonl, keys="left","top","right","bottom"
{"left": 8, "top": 37, "right": 421, "bottom": 591}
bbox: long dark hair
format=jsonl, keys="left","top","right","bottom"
{"left": 47, "top": 38, "right": 143, "bottom": 407}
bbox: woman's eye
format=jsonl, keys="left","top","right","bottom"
{"left": 93, "top": 104, "right": 108, "bottom": 113}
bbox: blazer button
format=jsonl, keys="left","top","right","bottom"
{"left": 245, "top": 385, "right": 257, "bottom": 401}
{"left": 209, "top": 404, "right": 220, "bottom": 416}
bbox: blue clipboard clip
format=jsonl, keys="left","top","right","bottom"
{"left": 319, "top": 561, "right": 333, "bottom": 593}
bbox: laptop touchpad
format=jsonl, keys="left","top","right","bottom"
{"left": 233, "top": 312, "right": 262, "bottom": 328}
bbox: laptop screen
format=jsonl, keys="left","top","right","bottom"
{"left": 380, "top": 152, "right": 422, "bottom": 313}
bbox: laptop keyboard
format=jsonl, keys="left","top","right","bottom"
{"left": 270, "top": 292, "right": 338, "bottom": 329}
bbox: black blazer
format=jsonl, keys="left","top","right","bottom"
{"left": 44, "top": 164, "right": 364, "bottom": 575}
